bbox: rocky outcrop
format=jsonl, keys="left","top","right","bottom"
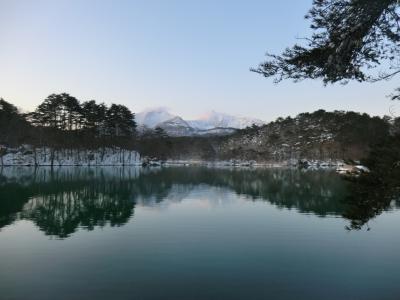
{"left": 0, "top": 145, "right": 140, "bottom": 166}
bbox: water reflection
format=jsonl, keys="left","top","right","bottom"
{"left": 0, "top": 168, "right": 139, "bottom": 238}
{"left": 342, "top": 175, "right": 400, "bottom": 230}
{"left": 0, "top": 166, "right": 398, "bottom": 237}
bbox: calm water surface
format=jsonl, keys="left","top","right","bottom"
{"left": 0, "top": 167, "right": 399, "bottom": 300}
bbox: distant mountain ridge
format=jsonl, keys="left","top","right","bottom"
{"left": 136, "top": 108, "right": 264, "bottom": 136}
{"left": 137, "top": 110, "right": 392, "bottom": 163}
{"left": 135, "top": 107, "right": 176, "bottom": 128}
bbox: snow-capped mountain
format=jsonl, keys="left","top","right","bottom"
{"left": 136, "top": 108, "right": 264, "bottom": 136}
{"left": 136, "top": 107, "right": 176, "bottom": 128}
{"left": 188, "top": 111, "right": 264, "bottom": 130}
{"left": 156, "top": 116, "right": 195, "bottom": 136}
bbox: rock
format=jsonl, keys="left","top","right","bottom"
{"left": 298, "top": 159, "right": 310, "bottom": 169}
{"left": 336, "top": 164, "right": 370, "bottom": 176}
{"left": 0, "top": 146, "right": 141, "bottom": 166}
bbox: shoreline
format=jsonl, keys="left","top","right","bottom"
{"left": 0, "top": 145, "right": 349, "bottom": 170}
{"left": 0, "top": 159, "right": 342, "bottom": 169}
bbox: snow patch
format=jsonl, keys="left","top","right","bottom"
{"left": 0, "top": 146, "right": 141, "bottom": 166}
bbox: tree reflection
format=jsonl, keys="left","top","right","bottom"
{"left": 342, "top": 175, "right": 400, "bottom": 230}
{"left": 0, "top": 166, "right": 398, "bottom": 237}
{"left": 0, "top": 178, "right": 30, "bottom": 229}
{"left": 0, "top": 168, "right": 138, "bottom": 238}
{"left": 21, "top": 189, "right": 134, "bottom": 238}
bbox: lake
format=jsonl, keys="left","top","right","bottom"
{"left": 1, "top": 166, "right": 399, "bottom": 300}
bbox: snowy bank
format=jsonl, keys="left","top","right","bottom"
{"left": 336, "top": 164, "right": 370, "bottom": 176}
{"left": 161, "top": 158, "right": 344, "bottom": 168}
{"left": 0, "top": 145, "right": 141, "bottom": 166}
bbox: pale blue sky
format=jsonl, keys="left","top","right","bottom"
{"left": 0, "top": 0, "right": 397, "bottom": 121}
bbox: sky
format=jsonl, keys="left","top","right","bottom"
{"left": 0, "top": 0, "right": 398, "bottom": 122}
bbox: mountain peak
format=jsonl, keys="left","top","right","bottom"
{"left": 136, "top": 107, "right": 176, "bottom": 128}
{"left": 136, "top": 108, "right": 265, "bottom": 136}
{"left": 190, "top": 111, "right": 264, "bottom": 130}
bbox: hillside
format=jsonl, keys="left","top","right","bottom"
{"left": 217, "top": 110, "right": 389, "bottom": 162}
{"left": 138, "top": 110, "right": 391, "bottom": 163}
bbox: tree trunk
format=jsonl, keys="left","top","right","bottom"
{"left": 50, "top": 148, "right": 55, "bottom": 167}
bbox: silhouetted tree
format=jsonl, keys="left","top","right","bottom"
{"left": 81, "top": 100, "right": 107, "bottom": 135}
{"left": 62, "top": 94, "right": 82, "bottom": 131}
{"left": 154, "top": 126, "right": 168, "bottom": 138}
{"left": 25, "top": 94, "right": 138, "bottom": 150}
{"left": 253, "top": 0, "right": 399, "bottom": 92}
{"left": 32, "top": 93, "right": 82, "bottom": 131}
{"left": 0, "top": 98, "right": 31, "bottom": 145}
{"left": 105, "top": 104, "right": 137, "bottom": 138}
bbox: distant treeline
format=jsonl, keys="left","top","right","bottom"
{"left": 1, "top": 94, "right": 400, "bottom": 165}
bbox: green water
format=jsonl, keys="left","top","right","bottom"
{"left": 0, "top": 167, "right": 399, "bottom": 300}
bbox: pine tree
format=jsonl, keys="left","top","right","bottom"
{"left": 32, "top": 94, "right": 63, "bottom": 128}
{"left": 105, "top": 104, "right": 137, "bottom": 137}
{"left": 154, "top": 126, "right": 168, "bottom": 138}
{"left": 0, "top": 98, "right": 19, "bottom": 123}
{"left": 252, "top": 0, "right": 399, "bottom": 91}
{"left": 32, "top": 93, "right": 82, "bottom": 131}
{"left": 81, "top": 100, "right": 107, "bottom": 135}
{"left": 61, "top": 93, "right": 82, "bottom": 131}
{"left": 0, "top": 98, "right": 30, "bottom": 145}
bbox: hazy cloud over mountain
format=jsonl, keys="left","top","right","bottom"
{"left": 136, "top": 108, "right": 264, "bottom": 136}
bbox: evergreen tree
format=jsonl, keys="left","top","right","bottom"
{"left": 0, "top": 98, "right": 30, "bottom": 145}
{"left": 393, "top": 117, "right": 400, "bottom": 135}
{"left": 0, "top": 98, "right": 20, "bottom": 124}
{"left": 81, "top": 100, "right": 107, "bottom": 135}
{"left": 154, "top": 126, "right": 168, "bottom": 138}
{"left": 252, "top": 0, "right": 399, "bottom": 92}
{"left": 105, "top": 104, "right": 137, "bottom": 137}
{"left": 32, "top": 93, "right": 82, "bottom": 130}
{"left": 32, "top": 94, "right": 63, "bottom": 128}
{"left": 62, "top": 93, "right": 82, "bottom": 131}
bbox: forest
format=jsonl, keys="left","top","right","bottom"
{"left": 1, "top": 93, "right": 399, "bottom": 168}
